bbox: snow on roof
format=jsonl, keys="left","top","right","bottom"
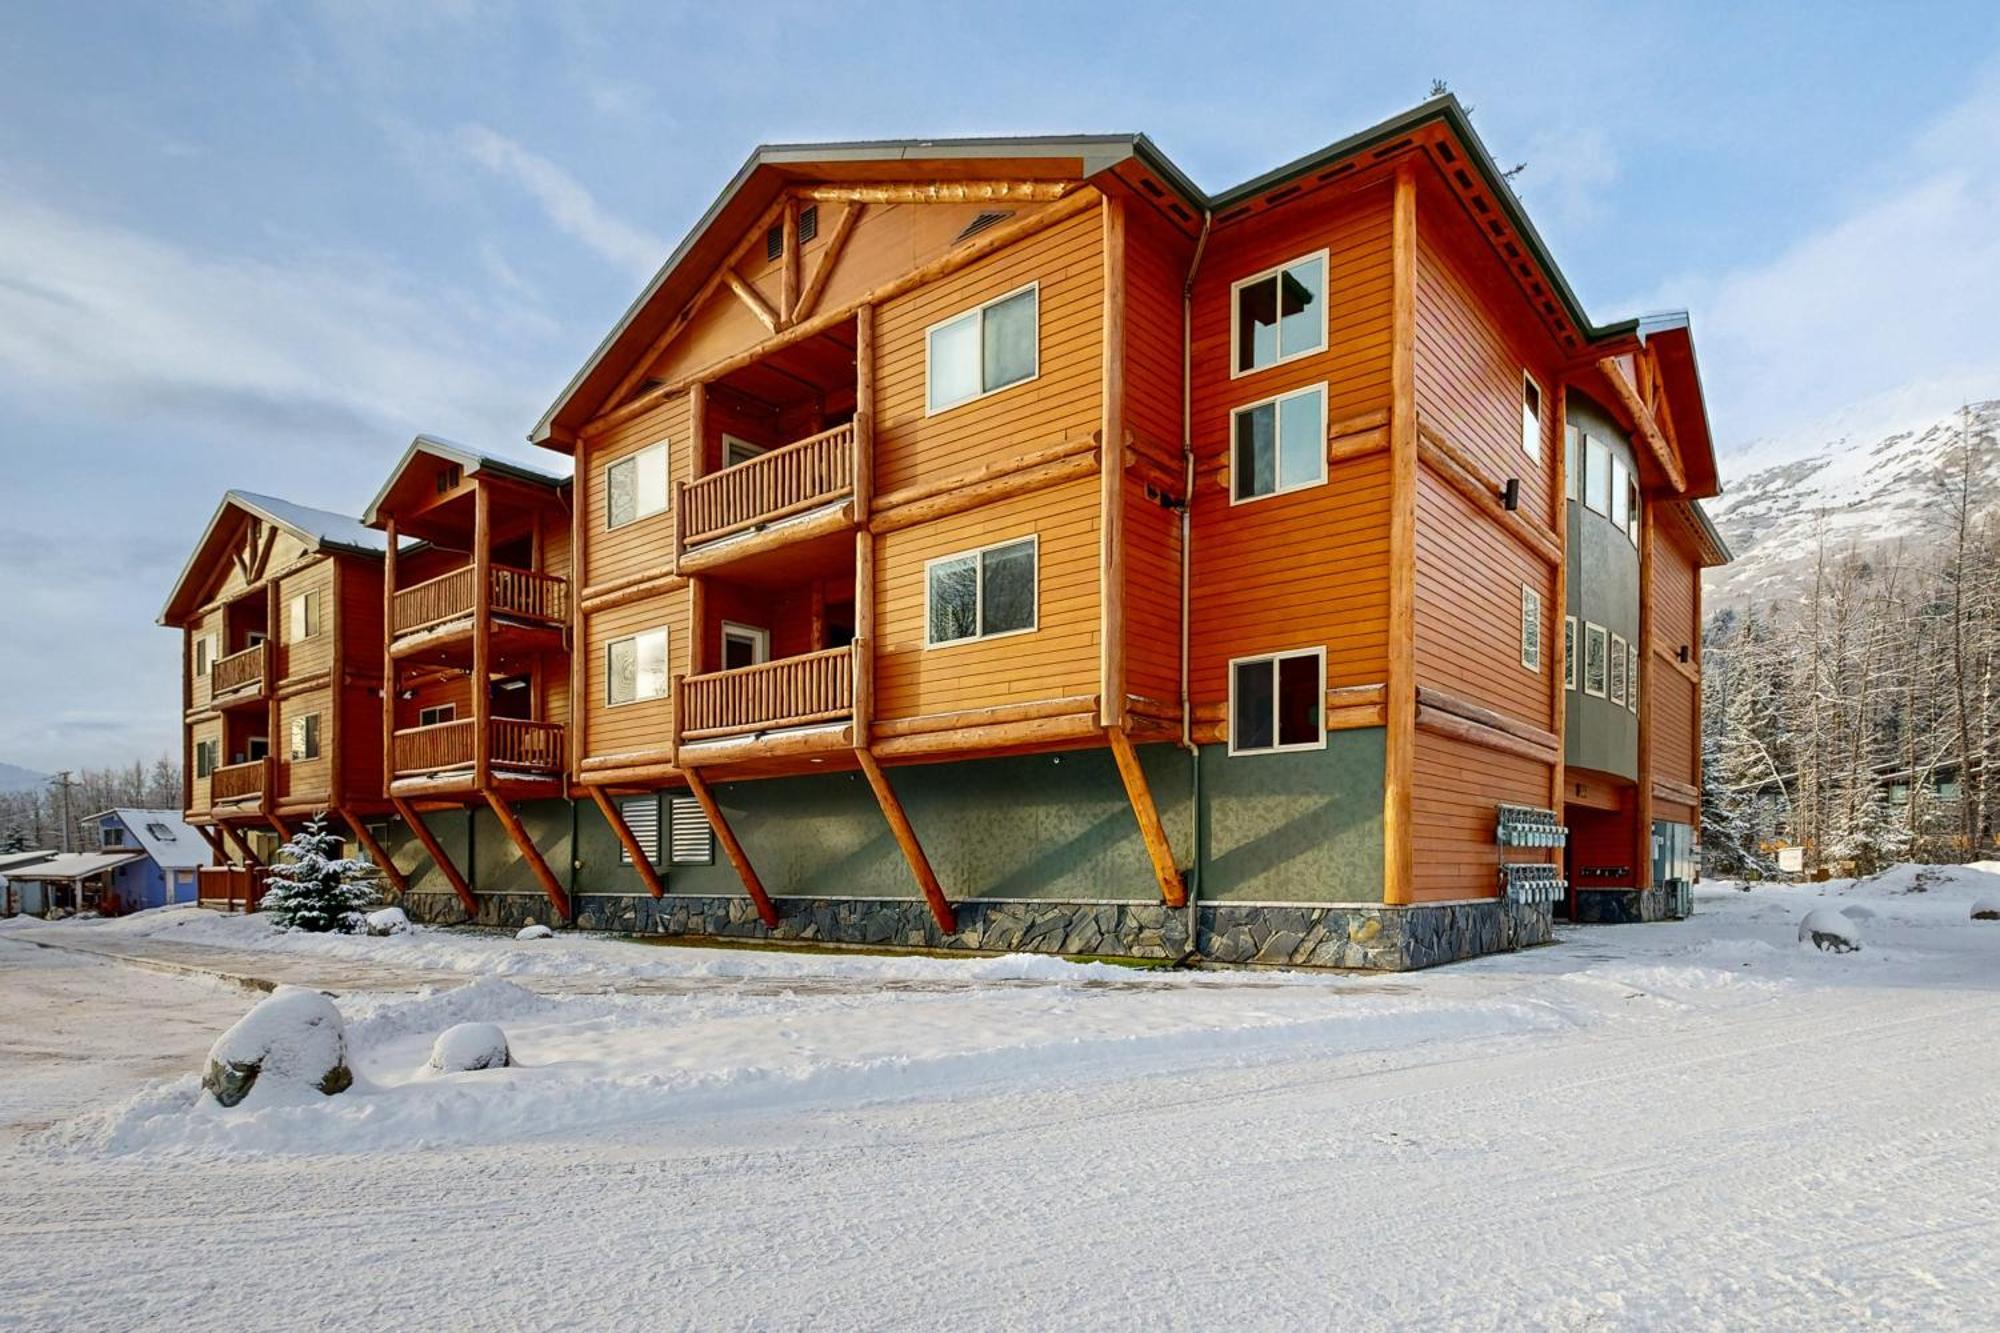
{"left": 102, "top": 808, "right": 209, "bottom": 871}
{"left": 360, "top": 434, "right": 572, "bottom": 526}
{"left": 0, "top": 850, "right": 57, "bottom": 875}
{"left": 6, "top": 851, "right": 147, "bottom": 882}
{"left": 226, "top": 491, "right": 390, "bottom": 555}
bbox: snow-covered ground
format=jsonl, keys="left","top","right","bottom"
{"left": 3, "top": 866, "right": 1999, "bottom": 1330}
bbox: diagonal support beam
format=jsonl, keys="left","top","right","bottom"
{"left": 218, "top": 821, "right": 264, "bottom": 868}
{"left": 681, "top": 771, "right": 780, "bottom": 928}
{"left": 392, "top": 796, "right": 477, "bottom": 916}
{"left": 482, "top": 792, "right": 572, "bottom": 923}
{"left": 792, "top": 202, "right": 861, "bottom": 322}
{"left": 854, "top": 749, "right": 956, "bottom": 934}
{"left": 337, "top": 806, "right": 408, "bottom": 898}
{"left": 265, "top": 813, "right": 291, "bottom": 844}
{"left": 722, "top": 268, "right": 779, "bottom": 333}
{"left": 587, "top": 786, "right": 665, "bottom": 900}
{"left": 194, "top": 822, "right": 229, "bottom": 867}
{"left": 1106, "top": 729, "right": 1187, "bottom": 908}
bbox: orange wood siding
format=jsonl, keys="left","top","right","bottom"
{"left": 1653, "top": 665, "right": 1698, "bottom": 788}
{"left": 580, "top": 394, "right": 688, "bottom": 591}
{"left": 583, "top": 587, "right": 689, "bottom": 760}
{"left": 1413, "top": 728, "right": 1555, "bottom": 902}
{"left": 188, "top": 716, "right": 221, "bottom": 816}
{"left": 872, "top": 205, "right": 1103, "bottom": 495}
{"left": 272, "top": 560, "right": 335, "bottom": 684}
{"left": 1121, "top": 205, "right": 1191, "bottom": 709}
{"left": 1651, "top": 531, "right": 1698, "bottom": 661}
{"left": 874, "top": 474, "right": 1099, "bottom": 720}
{"left": 1413, "top": 472, "right": 1555, "bottom": 724}
{"left": 275, "top": 685, "right": 334, "bottom": 807}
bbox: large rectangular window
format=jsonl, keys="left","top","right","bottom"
{"left": 926, "top": 537, "right": 1037, "bottom": 646}
{"left": 1627, "top": 475, "right": 1642, "bottom": 545}
{"left": 1565, "top": 616, "right": 1579, "bottom": 691}
{"left": 1521, "top": 374, "right": 1543, "bottom": 458}
{"left": 418, "top": 704, "right": 456, "bottom": 727}
{"left": 289, "top": 589, "right": 320, "bottom": 641}
{"left": 1231, "top": 384, "right": 1325, "bottom": 503}
{"left": 1565, "top": 426, "right": 1580, "bottom": 501}
{"left": 669, "top": 795, "right": 715, "bottom": 864}
{"left": 1585, "top": 437, "right": 1611, "bottom": 515}
{"left": 1609, "top": 632, "right": 1629, "bottom": 706}
{"left": 289, "top": 712, "right": 321, "bottom": 761}
{"left": 1627, "top": 643, "right": 1641, "bottom": 714}
{"left": 1232, "top": 251, "right": 1326, "bottom": 375}
{"left": 619, "top": 795, "right": 660, "bottom": 865}
{"left": 1610, "top": 456, "right": 1631, "bottom": 533}
{"left": 1229, "top": 648, "right": 1325, "bottom": 755}
{"left": 606, "top": 441, "right": 669, "bottom": 529}
{"left": 607, "top": 628, "right": 669, "bottom": 705}
{"left": 926, "top": 284, "right": 1037, "bottom": 413}
{"left": 1584, "top": 622, "right": 1608, "bottom": 698}
{"left": 1520, "top": 585, "right": 1542, "bottom": 672}
{"left": 195, "top": 739, "right": 218, "bottom": 778}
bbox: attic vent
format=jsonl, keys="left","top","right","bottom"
{"left": 435, "top": 463, "right": 462, "bottom": 494}
{"left": 798, "top": 204, "right": 818, "bottom": 243}
{"left": 766, "top": 223, "right": 784, "bottom": 262}
{"left": 955, "top": 210, "right": 1013, "bottom": 243}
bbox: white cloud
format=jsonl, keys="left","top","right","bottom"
{"left": 455, "top": 124, "right": 664, "bottom": 280}
{"left": 1514, "top": 125, "right": 1619, "bottom": 230}
{"left": 1652, "top": 68, "right": 2000, "bottom": 461}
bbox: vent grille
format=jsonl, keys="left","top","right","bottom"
{"left": 765, "top": 223, "right": 784, "bottom": 262}
{"left": 669, "top": 795, "right": 714, "bottom": 864}
{"left": 955, "top": 210, "right": 1012, "bottom": 243}
{"left": 798, "top": 204, "right": 818, "bottom": 243}
{"left": 435, "top": 463, "right": 462, "bottom": 493}
{"left": 619, "top": 796, "right": 660, "bottom": 865}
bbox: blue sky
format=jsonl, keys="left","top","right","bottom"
{"left": 3, "top": 0, "right": 1998, "bottom": 772}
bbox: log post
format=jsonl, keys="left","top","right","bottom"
{"left": 219, "top": 821, "right": 264, "bottom": 869}
{"left": 483, "top": 790, "right": 572, "bottom": 922}
{"left": 587, "top": 785, "right": 665, "bottom": 900}
{"left": 854, "top": 749, "right": 955, "bottom": 933}
{"left": 1550, "top": 385, "right": 1570, "bottom": 823}
{"left": 682, "top": 770, "right": 780, "bottom": 928}
{"left": 339, "top": 805, "right": 408, "bottom": 897}
{"left": 392, "top": 796, "right": 477, "bottom": 915}
{"left": 1099, "top": 193, "right": 1126, "bottom": 728}
{"left": 779, "top": 196, "right": 800, "bottom": 329}
{"left": 1635, "top": 497, "right": 1655, "bottom": 893}
{"left": 1107, "top": 729, "right": 1185, "bottom": 907}
{"left": 382, "top": 515, "right": 398, "bottom": 799}
{"left": 473, "top": 482, "right": 492, "bottom": 790}
{"left": 1383, "top": 159, "right": 1418, "bottom": 907}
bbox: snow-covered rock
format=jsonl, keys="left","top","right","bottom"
{"left": 516, "top": 924, "right": 554, "bottom": 940}
{"left": 1972, "top": 897, "right": 2000, "bottom": 922}
{"left": 201, "top": 986, "right": 352, "bottom": 1107}
{"left": 364, "top": 906, "right": 412, "bottom": 936}
{"left": 1840, "top": 904, "right": 1876, "bottom": 921}
{"left": 1799, "top": 907, "right": 1862, "bottom": 953}
{"left": 426, "top": 1022, "right": 512, "bottom": 1073}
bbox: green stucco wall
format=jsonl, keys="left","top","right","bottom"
{"left": 1565, "top": 392, "right": 1640, "bottom": 780}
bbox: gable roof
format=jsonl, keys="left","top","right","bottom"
{"left": 158, "top": 490, "right": 392, "bottom": 626}
{"left": 361, "top": 434, "right": 571, "bottom": 527}
{"left": 0, "top": 850, "right": 57, "bottom": 875}
{"left": 6, "top": 851, "right": 147, "bottom": 882}
{"left": 91, "top": 808, "right": 209, "bottom": 872}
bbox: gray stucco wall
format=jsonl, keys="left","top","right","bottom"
{"left": 1565, "top": 392, "right": 1640, "bottom": 779}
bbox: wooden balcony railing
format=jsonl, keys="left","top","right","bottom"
{"left": 391, "top": 563, "right": 568, "bottom": 636}
{"left": 197, "top": 865, "right": 268, "bottom": 913}
{"left": 392, "top": 718, "right": 564, "bottom": 776}
{"left": 210, "top": 757, "right": 269, "bottom": 805}
{"left": 678, "top": 644, "right": 854, "bottom": 742}
{"left": 210, "top": 643, "right": 266, "bottom": 697}
{"left": 679, "top": 422, "right": 855, "bottom": 550}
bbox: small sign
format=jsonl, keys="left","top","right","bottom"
{"left": 1777, "top": 847, "right": 1805, "bottom": 873}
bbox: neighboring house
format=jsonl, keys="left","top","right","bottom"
{"left": 0, "top": 849, "right": 58, "bottom": 916}
{"left": 170, "top": 95, "right": 1730, "bottom": 968}
{"left": 90, "top": 809, "right": 210, "bottom": 910}
{"left": 3, "top": 851, "right": 146, "bottom": 916}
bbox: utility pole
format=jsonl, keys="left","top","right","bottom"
{"left": 49, "top": 771, "right": 76, "bottom": 853}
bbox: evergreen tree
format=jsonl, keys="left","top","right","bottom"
{"left": 260, "top": 813, "right": 382, "bottom": 933}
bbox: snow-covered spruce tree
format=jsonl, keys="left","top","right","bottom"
{"left": 260, "top": 813, "right": 382, "bottom": 933}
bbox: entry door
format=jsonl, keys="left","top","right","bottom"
{"left": 721, "top": 623, "right": 770, "bottom": 671}
{"left": 722, "top": 434, "right": 767, "bottom": 469}
{"left": 491, "top": 674, "right": 534, "bottom": 720}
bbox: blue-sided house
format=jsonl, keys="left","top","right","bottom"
{"left": 90, "top": 809, "right": 209, "bottom": 911}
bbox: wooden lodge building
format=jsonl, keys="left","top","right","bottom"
{"left": 165, "top": 96, "right": 1729, "bottom": 967}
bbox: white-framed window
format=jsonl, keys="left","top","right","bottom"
{"left": 1228, "top": 647, "right": 1326, "bottom": 755}
{"left": 102, "top": 825, "right": 125, "bottom": 847}
{"left": 1521, "top": 374, "right": 1543, "bottom": 458}
{"left": 1627, "top": 475, "right": 1642, "bottom": 545}
{"left": 926, "top": 282, "right": 1038, "bottom": 414}
{"left": 619, "top": 795, "right": 660, "bottom": 865}
{"left": 720, "top": 622, "right": 770, "bottom": 671}
{"left": 925, "top": 536, "right": 1037, "bottom": 647}
{"left": 289, "top": 589, "right": 320, "bottom": 641}
{"left": 195, "top": 739, "right": 218, "bottom": 778}
{"left": 1564, "top": 616, "right": 1579, "bottom": 691}
{"left": 1585, "top": 436, "right": 1611, "bottom": 515}
{"left": 607, "top": 627, "right": 669, "bottom": 706}
{"left": 418, "top": 704, "right": 456, "bottom": 727}
{"left": 289, "top": 712, "right": 321, "bottom": 761}
{"left": 721, "top": 434, "right": 766, "bottom": 469}
{"left": 1231, "top": 250, "right": 1327, "bottom": 376}
{"left": 1519, "top": 584, "right": 1542, "bottom": 672}
{"left": 1610, "top": 456, "right": 1631, "bottom": 534}
{"left": 1231, "top": 383, "right": 1326, "bottom": 504}
{"left": 1627, "top": 643, "right": 1641, "bottom": 714}
{"left": 606, "top": 441, "right": 669, "bottom": 529}
{"left": 1583, "top": 622, "right": 1608, "bottom": 698}
{"left": 246, "top": 736, "right": 269, "bottom": 761}
{"left": 195, "top": 633, "right": 217, "bottom": 677}
{"left": 1609, "top": 632, "right": 1629, "bottom": 707}
{"left": 1565, "top": 426, "right": 1580, "bottom": 502}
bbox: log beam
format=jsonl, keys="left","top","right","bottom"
{"left": 483, "top": 791, "right": 572, "bottom": 922}
{"left": 218, "top": 821, "right": 264, "bottom": 869}
{"left": 1107, "top": 729, "right": 1186, "bottom": 908}
{"left": 193, "top": 822, "right": 229, "bottom": 868}
{"left": 1597, "top": 357, "right": 1686, "bottom": 493}
{"left": 392, "top": 796, "right": 477, "bottom": 915}
{"left": 1383, "top": 160, "right": 1419, "bottom": 907}
{"left": 682, "top": 769, "right": 781, "bottom": 928}
{"left": 1416, "top": 421, "right": 1562, "bottom": 567}
{"left": 795, "top": 181, "right": 1072, "bottom": 204}
{"left": 722, "top": 268, "right": 779, "bottom": 334}
{"left": 338, "top": 805, "right": 408, "bottom": 897}
{"left": 586, "top": 785, "right": 666, "bottom": 900}
{"left": 792, "top": 202, "right": 860, "bottom": 321}
{"left": 854, "top": 749, "right": 956, "bottom": 933}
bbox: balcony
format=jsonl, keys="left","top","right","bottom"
{"left": 673, "top": 644, "right": 859, "bottom": 770}
{"left": 390, "top": 563, "right": 568, "bottom": 656}
{"left": 209, "top": 757, "right": 270, "bottom": 810}
{"left": 209, "top": 643, "right": 267, "bottom": 703}
{"left": 391, "top": 718, "right": 565, "bottom": 791}
{"left": 676, "top": 422, "right": 856, "bottom": 568}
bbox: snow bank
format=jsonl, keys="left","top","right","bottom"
{"left": 1799, "top": 908, "right": 1862, "bottom": 953}
{"left": 515, "top": 924, "right": 553, "bottom": 941}
{"left": 201, "top": 987, "right": 352, "bottom": 1107}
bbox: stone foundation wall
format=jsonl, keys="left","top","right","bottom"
{"left": 403, "top": 890, "right": 1553, "bottom": 971}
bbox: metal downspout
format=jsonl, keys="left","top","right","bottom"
{"left": 1179, "top": 210, "right": 1213, "bottom": 960}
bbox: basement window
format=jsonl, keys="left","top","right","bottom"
{"left": 1583, "top": 622, "right": 1608, "bottom": 698}
{"left": 1520, "top": 585, "right": 1542, "bottom": 672}
{"left": 1229, "top": 647, "right": 1325, "bottom": 755}
{"left": 1231, "top": 384, "right": 1326, "bottom": 503}
{"left": 1565, "top": 616, "right": 1579, "bottom": 691}
{"left": 1609, "top": 633, "right": 1629, "bottom": 707}
{"left": 926, "top": 283, "right": 1038, "bottom": 413}
{"left": 606, "top": 441, "right": 668, "bottom": 529}
{"left": 926, "top": 536, "right": 1037, "bottom": 646}
{"left": 619, "top": 795, "right": 660, "bottom": 865}
{"left": 1522, "top": 374, "right": 1543, "bottom": 457}
{"left": 607, "top": 628, "right": 669, "bottom": 706}
{"left": 289, "top": 712, "right": 321, "bottom": 761}
{"left": 669, "top": 795, "right": 715, "bottom": 864}
{"left": 1231, "top": 250, "right": 1327, "bottom": 375}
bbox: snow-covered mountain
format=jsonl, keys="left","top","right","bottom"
{"left": 1705, "top": 399, "right": 2000, "bottom": 609}
{"left": 0, "top": 762, "right": 47, "bottom": 794}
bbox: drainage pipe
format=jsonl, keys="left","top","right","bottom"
{"left": 1178, "top": 210, "right": 1213, "bottom": 960}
